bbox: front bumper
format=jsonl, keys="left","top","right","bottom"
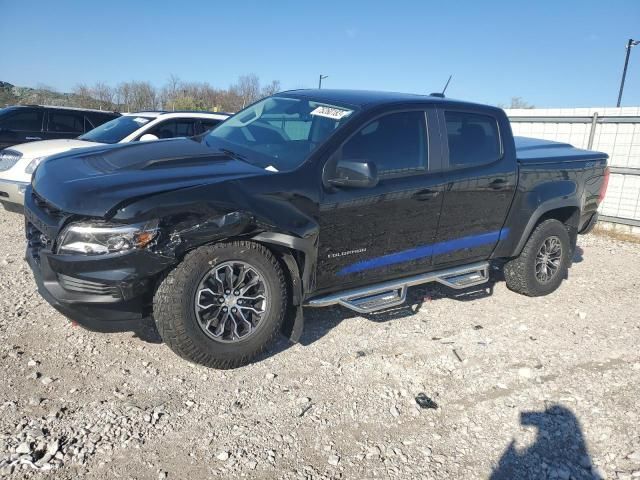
{"left": 26, "top": 249, "right": 153, "bottom": 330}
{"left": 23, "top": 189, "right": 175, "bottom": 330}
{"left": 0, "top": 179, "right": 28, "bottom": 207}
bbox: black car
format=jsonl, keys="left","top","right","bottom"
{"left": 23, "top": 90, "right": 609, "bottom": 369}
{"left": 0, "top": 105, "right": 120, "bottom": 149}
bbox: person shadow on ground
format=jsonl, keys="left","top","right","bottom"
{"left": 490, "top": 404, "right": 602, "bottom": 480}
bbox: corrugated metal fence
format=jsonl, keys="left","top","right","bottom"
{"left": 505, "top": 107, "right": 640, "bottom": 228}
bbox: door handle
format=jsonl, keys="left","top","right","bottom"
{"left": 25, "top": 136, "right": 42, "bottom": 140}
{"left": 489, "top": 179, "right": 507, "bottom": 190}
{"left": 413, "top": 189, "right": 440, "bottom": 201}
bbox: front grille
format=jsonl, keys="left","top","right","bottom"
{"left": 31, "top": 191, "right": 63, "bottom": 220}
{"left": 58, "top": 274, "right": 120, "bottom": 298}
{"left": 0, "top": 150, "right": 22, "bottom": 172}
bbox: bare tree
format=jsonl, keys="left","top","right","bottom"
{"left": 72, "top": 84, "right": 97, "bottom": 109}
{"left": 261, "top": 80, "right": 281, "bottom": 98}
{"left": 508, "top": 97, "right": 535, "bottom": 109}
{"left": 235, "top": 74, "right": 261, "bottom": 108}
{"left": 114, "top": 83, "right": 129, "bottom": 111}
{"left": 92, "top": 82, "right": 115, "bottom": 110}
{"left": 8, "top": 74, "right": 281, "bottom": 113}
{"left": 161, "top": 74, "right": 182, "bottom": 111}
{"left": 128, "top": 81, "right": 157, "bottom": 111}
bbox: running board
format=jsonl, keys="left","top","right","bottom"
{"left": 306, "top": 262, "right": 490, "bottom": 314}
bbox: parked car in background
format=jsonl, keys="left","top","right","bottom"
{"left": 0, "top": 105, "right": 119, "bottom": 150}
{"left": 0, "top": 111, "right": 229, "bottom": 210}
{"left": 22, "top": 90, "right": 609, "bottom": 369}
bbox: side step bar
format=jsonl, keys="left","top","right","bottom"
{"left": 306, "top": 261, "right": 490, "bottom": 314}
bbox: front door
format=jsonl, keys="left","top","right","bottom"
{"left": 316, "top": 109, "right": 445, "bottom": 292}
{"left": 432, "top": 108, "right": 516, "bottom": 267}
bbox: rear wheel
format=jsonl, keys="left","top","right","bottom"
{"left": 504, "top": 219, "right": 571, "bottom": 297}
{"left": 153, "top": 241, "right": 287, "bottom": 368}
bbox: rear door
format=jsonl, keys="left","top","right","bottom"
{"left": 316, "top": 108, "right": 445, "bottom": 291}
{"left": 46, "top": 109, "right": 85, "bottom": 140}
{"left": 432, "top": 108, "right": 516, "bottom": 267}
{"left": 0, "top": 108, "right": 45, "bottom": 148}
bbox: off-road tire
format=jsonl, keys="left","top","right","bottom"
{"left": 153, "top": 241, "right": 287, "bottom": 369}
{"left": 504, "top": 219, "right": 571, "bottom": 297}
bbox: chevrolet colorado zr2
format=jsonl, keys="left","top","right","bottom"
{"left": 23, "top": 90, "right": 609, "bottom": 368}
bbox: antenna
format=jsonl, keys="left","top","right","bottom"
{"left": 430, "top": 75, "right": 453, "bottom": 98}
{"left": 442, "top": 74, "right": 452, "bottom": 95}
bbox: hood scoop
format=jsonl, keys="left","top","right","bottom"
{"left": 137, "top": 153, "right": 230, "bottom": 170}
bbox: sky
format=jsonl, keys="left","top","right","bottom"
{"left": 1, "top": 0, "right": 639, "bottom": 108}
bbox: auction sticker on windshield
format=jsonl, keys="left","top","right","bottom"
{"left": 133, "top": 117, "right": 150, "bottom": 124}
{"left": 310, "top": 106, "right": 353, "bottom": 120}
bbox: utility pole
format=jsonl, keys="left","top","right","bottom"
{"left": 617, "top": 38, "right": 639, "bottom": 107}
{"left": 318, "top": 74, "right": 329, "bottom": 89}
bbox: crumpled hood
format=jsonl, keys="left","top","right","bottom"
{"left": 32, "top": 138, "right": 270, "bottom": 218}
{"left": 10, "top": 139, "right": 103, "bottom": 159}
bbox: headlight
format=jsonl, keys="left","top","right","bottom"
{"left": 57, "top": 220, "right": 159, "bottom": 255}
{"left": 25, "top": 157, "right": 45, "bottom": 174}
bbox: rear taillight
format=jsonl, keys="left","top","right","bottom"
{"left": 598, "top": 166, "right": 610, "bottom": 203}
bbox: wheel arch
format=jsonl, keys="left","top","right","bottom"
{"left": 513, "top": 200, "right": 581, "bottom": 256}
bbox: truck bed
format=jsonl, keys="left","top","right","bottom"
{"left": 515, "top": 136, "right": 606, "bottom": 164}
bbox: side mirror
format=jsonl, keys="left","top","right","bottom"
{"left": 139, "top": 133, "right": 159, "bottom": 142}
{"left": 328, "top": 159, "right": 378, "bottom": 188}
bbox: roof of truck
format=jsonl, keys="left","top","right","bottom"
{"left": 276, "top": 89, "right": 493, "bottom": 110}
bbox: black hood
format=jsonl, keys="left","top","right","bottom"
{"left": 32, "top": 138, "right": 270, "bottom": 217}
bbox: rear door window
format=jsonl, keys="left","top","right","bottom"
{"left": 444, "top": 111, "right": 501, "bottom": 168}
{"left": 0, "top": 110, "right": 44, "bottom": 131}
{"left": 341, "top": 111, "right": 427, "bottom": 177}
{"left": 48, "top": 111, "right": 85, "bottom": 134}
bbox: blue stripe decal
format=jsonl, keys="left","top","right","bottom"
{"left": 337, "top": 228, "right": 509, "bottom": 276}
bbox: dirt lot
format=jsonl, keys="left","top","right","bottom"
{"left": 0, "top": 206, "right": 639, "bottom": 480}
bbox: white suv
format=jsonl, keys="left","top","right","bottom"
{"left": 0, "top": 111, "right": 229, "bottom": 210}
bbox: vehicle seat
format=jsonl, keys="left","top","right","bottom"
{"left": 157, "top": 128, "right": 174, "bottom": 139}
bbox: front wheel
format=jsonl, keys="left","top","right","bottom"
{"left": 503, "top": 219, "right": 571, "bottom": 297}
{"left": 153, "top": 241, "right": 288, "bottom": 369}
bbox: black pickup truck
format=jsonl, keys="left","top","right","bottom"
{"left": 23, "top": 90, "right": 609, "bottom": 368}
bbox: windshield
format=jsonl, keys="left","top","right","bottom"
{"left": 204, "top": 96, "right": 357, "bottom": 171}
{"left": 78, "top": 115, "right": 154, "bottom": 144}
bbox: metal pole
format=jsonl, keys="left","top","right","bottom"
{"left": 617, "top": 39, "right": 637, "bottom": 107}
{"left": 587, "top": 112, "right": 599, "bottom": 149}
{"left": 318, "top": 75, "right": 328, "bottom": 89}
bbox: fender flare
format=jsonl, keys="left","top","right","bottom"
{"left": 513, "top": 197, "right": 581, "bottom": 255}
{"left": 251, "top": 232, "right": 317, "bottom": 343}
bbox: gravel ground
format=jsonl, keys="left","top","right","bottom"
{"left": 0, "top": 206, "right": 639, "bottom": 480}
